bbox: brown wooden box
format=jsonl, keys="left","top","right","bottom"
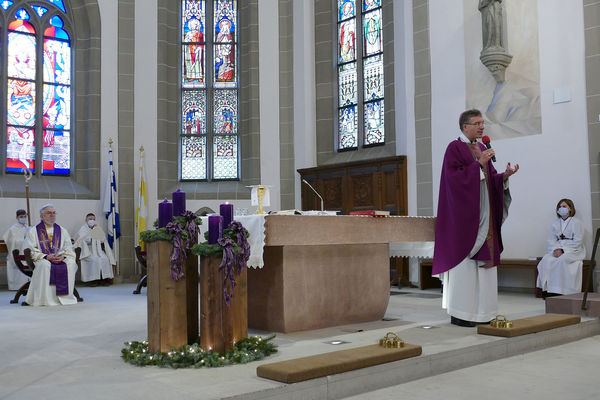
{"left": 146, "top": 240, "right": 198, "bottom": 353}
{"left": 200, "top": 256, "right": 247, "bottom": 353}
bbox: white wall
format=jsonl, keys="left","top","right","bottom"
{"left": 258, "top": 0, "right": 281, "bottom": 212}
{"left": 394, "top": 0, "right": 417, "bottom": 216}
{"left": 430, "top": 1, "right": 592, "bottom": 286}
{"left": 293, "top": 0, "right": 317, "bottom": 209}
{"left": 134, "top": 0, "right": 158, "bottom": 227}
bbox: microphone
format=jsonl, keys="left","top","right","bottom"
{"left": 301, "top": 179, "right": 324, "bottom": 211}
{"left": 481, "top": 135, "right": 496, "bottom": 162}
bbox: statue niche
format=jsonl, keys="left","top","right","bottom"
{"left": 478, "top": 0, "right": 512, "bottom": 82}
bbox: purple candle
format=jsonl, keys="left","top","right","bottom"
{"left": 158, "top": 199, "right": 173, "bottom": 228}
{"left": 208, "top": 215, "right": 223, "bottom": 244}
{"left": 172, "top": 189, "right": 186, "bottom": 216}
{"left": 220, "top": 203, "right": 233, "bottom": 229}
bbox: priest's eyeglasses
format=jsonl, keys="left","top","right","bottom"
{"left": 465, "top": 121, "right": 485, "bottom": 127}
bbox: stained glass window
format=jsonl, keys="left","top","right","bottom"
{"left": 4, "top": 1, "right": 72, "bottom": 175}
{"left": 180, "top": 0, "right": 239, "bottom": 180}
{"left": 336, "top": 0, "right": 384, "bottom": 150}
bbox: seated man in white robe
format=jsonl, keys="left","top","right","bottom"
{"left": 74, "top": 213, "right": 115, "bottom": 285}
{"left": 24, "top": 204, "right": 78, "bottom": 306}
{"left": 2, "top": 209, "right": 31, "bottom": 290}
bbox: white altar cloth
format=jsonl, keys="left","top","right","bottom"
{"left": 199, "top": 215, "right": 266, "bottom": 268}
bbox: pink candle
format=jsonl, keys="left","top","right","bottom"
{"left": 172, "top": 189, "right": 186, "bottom": 216}
{"left": 158, "top": 200, "right": 173, "bottom": 228}
{"left": 220, "top": 203, "right": 233, "bottom": 229}
{"left": 208, "top": 215, "right": 223, "bottom": 244}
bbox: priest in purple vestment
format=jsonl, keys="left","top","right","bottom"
{"left": 433, "top": 109, "right": 519, "bottom": 327}
{"left": 24, "top": 204, "right": 79, "bottom": 306}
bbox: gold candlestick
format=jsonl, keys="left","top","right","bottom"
{"left": 256, "top": 185, "right": 266, "bottom": 215}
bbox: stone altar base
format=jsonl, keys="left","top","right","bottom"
{"left": 545, "top": 293, "right": 600, "bottom": 317}
{"left": 146, "top": 241, "right": 198, "bottom": 353}
{"left": 248, "top": 243, "right": 389, "bottom": 333}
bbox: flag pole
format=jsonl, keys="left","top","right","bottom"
{"left": 22, "top": 167, "right": 32, "bottom": 226}
{"left": 135, "top": 145, "right": 146, "bottom": 275}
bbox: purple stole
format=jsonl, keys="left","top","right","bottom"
{"left": 465, "top": 142, "right": 495, "bottom": 268}
{"left": 36, "top": 222, "right": 69, "bottom": 296}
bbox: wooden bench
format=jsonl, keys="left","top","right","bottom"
{"left": 419, "top": 258, "right": 593, "bottom": 296}
{"left": 0, "top": 240, "right": 7, "bottom": 267}
{"left": 132, "top": 246, "right": 147, "bottom": 294}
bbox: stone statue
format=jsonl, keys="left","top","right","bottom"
{"left": 478, "top": 0, "right": 512, "bottom": 82}
{"left": 479, "top": 0, "right": 504, "bottom": 50}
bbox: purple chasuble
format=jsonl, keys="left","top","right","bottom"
{"left": 432, "top": 139, "right": 506, "bottom": 276}
{"left": 36, "top": 222, "right": 69, "bottom": 296}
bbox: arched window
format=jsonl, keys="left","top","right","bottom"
{"left": 3, "top": 0, "right": 72, "bottom": 175}
{"left": 337, "top": 0, "right": 384, "bottom": 151}
{"left": 180, "top": 0, "right": 239, "bottom": 181}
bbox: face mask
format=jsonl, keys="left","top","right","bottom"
{"left": 87, "top": 220, "right": 96, "bottom": 228}
{"left": 557, "top": 207, "right": 569, "bottom": 217}
{"left": 18, "top": 217, "right": 27, "bottom": 225}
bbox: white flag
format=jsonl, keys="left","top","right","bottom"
{"left": 103, "top": 147, "right": 121, "bottom": 251}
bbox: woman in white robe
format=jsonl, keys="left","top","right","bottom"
{"left": 536, "top": 199, "right": 585, "bottom": 296}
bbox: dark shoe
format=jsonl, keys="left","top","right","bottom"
{"left": 451, "top": 316, "right": 477, "bottom": 327}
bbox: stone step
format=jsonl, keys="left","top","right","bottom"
{"left": 545, "top": 293, "right": 600, "bottom": 317}
{"left": 229, "top": 318, "right": 600, "bottom": 400}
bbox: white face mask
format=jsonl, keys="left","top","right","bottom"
{"left": 557, "top": 207, "right": 569, "bottom": 217}
{"left": 18, "top": 217, "right": 27, "bottom": 225}
{"left": 87, "top": 219, "right": 96, "bottom": 228}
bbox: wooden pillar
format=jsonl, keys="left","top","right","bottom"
{"left": 200, "top": 256, "right": 248, "bottom": 353}
{"left": 147, "top": 240, "right": 198, "bottom": 353}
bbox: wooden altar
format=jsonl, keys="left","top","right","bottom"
{"left": 247, "top": 215, "right": 435, "bottom": 333}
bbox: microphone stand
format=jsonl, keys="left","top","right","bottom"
{"left": 301, "top": 179, "right": 324, "bottom": 211}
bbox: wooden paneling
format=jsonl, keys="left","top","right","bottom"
{"left": 298, "top": 156, "right": 407, "bottom": 215}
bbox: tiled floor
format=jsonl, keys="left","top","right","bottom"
{"left": 0, "top": 284, "right": 597, "bottom": 400}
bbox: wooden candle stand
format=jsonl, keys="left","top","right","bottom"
{"left": 200, "top": 256, "right": 248, "bottom": 353}
{"left": 146, "top": 240, "right": 198, "bottom": 353}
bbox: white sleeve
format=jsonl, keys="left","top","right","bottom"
{"left": 546, "top": 220, "right": 560, "bottom": 253}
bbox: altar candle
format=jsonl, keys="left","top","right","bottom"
{"left": 172, "top": 189, "right": 186, "bottom": 216}
{"left": 208, "top": 215, "right": 223, "bottom": 244}
{"left": 220, "top": 203, "right": 234, "bottom": 229}
{"left": 158, "top": 200, "right": 173, "bottom": 228}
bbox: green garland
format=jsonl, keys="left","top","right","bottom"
{"left": 121, "top": 335, "right": 277, "bottom": 368}
{"left": 190, "top": 227, "right": 250, "bottom": 258}
{"left": 140, "top": 216, "right": 201, "bottom": 244}
{"left": 139, "top": 227, "right": 173, "bottom": 243}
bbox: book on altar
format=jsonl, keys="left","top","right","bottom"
{"left": 349, "top": 210, "right": 391, "bottom": 217}
{"left": 272, "top": 209, "right": 301, "bottom": 215}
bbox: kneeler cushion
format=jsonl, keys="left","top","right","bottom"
{"left": 256, "top": 343, "right": 422, "bottom": 383}
{"left": 477, "top": 313, "right": 581, "bottom": 338}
